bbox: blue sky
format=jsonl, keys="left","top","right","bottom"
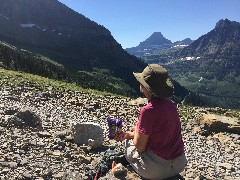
{"left": 58, "top": 0, "right": 240, "bottom": 49}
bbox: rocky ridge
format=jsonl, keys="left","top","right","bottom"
{"left": 0, "top": 83, "right": 239, "bottom": 179}
{"left": 177, "top": 19, "right": 240, "bottom": 58}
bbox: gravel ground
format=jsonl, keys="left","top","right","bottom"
{"left": 0, "top": 85, "right": 239, "bottom": 179}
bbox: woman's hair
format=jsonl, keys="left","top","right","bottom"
{"left": 151, "top": 93, "right": 157, "bottom": 98}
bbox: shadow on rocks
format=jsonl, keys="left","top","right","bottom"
{"left": 10, "top": 109, "right": 43, "bottom": 130}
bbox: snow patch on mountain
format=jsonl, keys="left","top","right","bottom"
{"left": 173, "top": 44, "right": 188, "bottom": 48}
{"left": 181, "top": 57, "right": 201, "bottom": 61}
{"left": 20, "top": 24, "right": 36, "bottom": 28}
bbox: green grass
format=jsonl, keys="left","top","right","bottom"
{"left": 0, "top": 67, "right": 121, "bottom": 96}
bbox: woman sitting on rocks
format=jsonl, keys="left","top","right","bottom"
{"left": 115, "top": 64, "right": 187, "bottom": 179}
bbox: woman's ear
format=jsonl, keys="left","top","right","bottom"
{"left": 140, "top": 84, "right": 143, "bottom": 93}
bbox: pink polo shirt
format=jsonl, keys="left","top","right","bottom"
{"left": 137, "top": 98, "right": 184, "bottom": 160}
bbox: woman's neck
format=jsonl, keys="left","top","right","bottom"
{"left": 147, "top": 94, "right": 157, "bottom": 101}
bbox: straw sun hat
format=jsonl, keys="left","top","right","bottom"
{"left": 133, "top": 64, "right": 174, "bottom": 98}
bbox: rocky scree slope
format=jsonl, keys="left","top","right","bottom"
{"left": 0, "top": 80, "right": 239, "bottom": 179}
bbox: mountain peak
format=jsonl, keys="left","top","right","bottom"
{"left": 215, "top": 18, "right": 240, "bottom": 28}
{"left": 138, "top": 32, "right": 172, "bottom": 47}
{"left": 150, "top": 32, "right": 164, "bottom": 38}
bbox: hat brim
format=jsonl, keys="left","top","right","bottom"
{"left": 133, "top": 72, "right": 174, "bottom": 98}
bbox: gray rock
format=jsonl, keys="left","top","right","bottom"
{"left": 11, "top": 109, "right": 42, "bottom": 129}
{"left": 4, "top": 109, "right": 18, "bottom": 115}
{"left": 20, "top": 158, "right": 28, "bottom": 165}
{"left": 37, "top": 131, "right": 51, "bottom": 138}
{"left": 9, "top": 162, "right": 18, "bottom": 168}
{"left": 62, "top": 171, "right": 83, "bottom": 180}
{"left": 79, "top": 154, "right": 92, "bottom": 164}
{"left": 1, "top": 168, "right": 10, "bottom": 174}
{"left": 23, "top": 171, "right": 32, "bottom": 179}
{"left": 72, "top": 122, "right": 103, "bottom": 148}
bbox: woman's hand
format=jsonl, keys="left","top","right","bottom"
{"left": 114, "top": 131, "right": 134, "bottom": 141}
{"left": 124, "top": 131, "right": 134, "bottom": 139}
{"left": 131, "top": 125, "right": 135, "bottom": 131}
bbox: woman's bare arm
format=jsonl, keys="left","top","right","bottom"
{"left": 133, "top": 129, "right": 149, "bottom": 153}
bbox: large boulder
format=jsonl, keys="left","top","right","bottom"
{"left": 199, "top": 113, "right": 240, "bottom": 135}
{"left": 11, "top": 109, "right": 42, "bottom": 129}
{"left": 72, "top": 122, "right": 104, "bottom": 149}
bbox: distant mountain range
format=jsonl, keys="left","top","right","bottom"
{"left": 125, "top": 19, "right": 240, "bottom": 108}
{"left": 0, "top": 0, "right": 204, "bottom": 105}
{"left": 0, "top": 0, "right": 238, "bottom": 108}
{"left": 125, "top": 32, "right": 194, "bottom": 57}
